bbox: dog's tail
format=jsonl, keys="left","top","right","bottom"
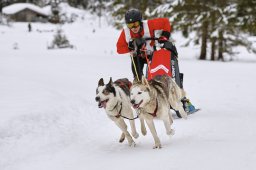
{"left": 169, "top": 79, "right": 188, "bottom": 119}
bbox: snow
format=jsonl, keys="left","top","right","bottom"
{"left": 2, "top": 3, "right": 49, "bottom": 16}
{"left": 1, "top": 12, "right": 256, "bottom": 170}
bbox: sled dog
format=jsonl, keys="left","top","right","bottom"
{"left": 130, "top": 75, "right": 187, "bottom": 149}
{"left": 96, "top": 77, "right": 141, "bottom": 146}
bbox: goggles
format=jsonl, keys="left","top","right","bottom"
{"left": 127, "top": 21, "right": 140, "bottom": 29}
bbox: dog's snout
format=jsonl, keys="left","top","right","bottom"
{"left": 131, "top": 99, "right": 135, "bottom": 104}
{"left": 95, "top": 96, "right": 100, "bottom": 102}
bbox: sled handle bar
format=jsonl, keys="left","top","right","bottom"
{"left": 144, "top": 37, "right": 159, "bottom": 41}
{"left": 142, "top": 37, "right": 178, "bottom": 57}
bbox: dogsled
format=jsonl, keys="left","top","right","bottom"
{"left": 131, "top": 37, "right": 199, "bottom": 118}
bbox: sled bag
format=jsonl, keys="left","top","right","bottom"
{"left": 147, "top": 49, "right": 172, "bottom": 80}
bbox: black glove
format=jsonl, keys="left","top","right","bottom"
{"left": 134, "top": 38, "right": 146, "bottom": 49}
{"left": 161, "top": 31, "right": 170, "bottom": 39}
{"left": 158, "top": 31, "right": 170, "bottom": 43}
{"left": 128, "top": 39, "right": 135, "bottom": 51}
{"left": 158, "top": 36, "right": 168, "bottom": 44}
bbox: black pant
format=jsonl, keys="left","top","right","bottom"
{"left": 131, "top": 56, "right": 147, "bottom": 81}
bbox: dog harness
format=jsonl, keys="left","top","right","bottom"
{"left": 145, "top": 99, "right": 158, "bottom": 117}
{"left": 110, "top": 102, "right": 139, "bottom": 120}
{"left": 114, "top": 79, "right": 132, "bottom": 96}
{"left": 114, "top": 102, "right": 123, "bottom": 118}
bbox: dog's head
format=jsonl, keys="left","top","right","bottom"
{"left": 130, "top": 76, "right": 151, "bottom": 109}
{"left": 95, "top": 77, "right": 116, "bottom": 109}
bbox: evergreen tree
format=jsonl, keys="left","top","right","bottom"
{"left": 87, "top": 0, "right": 111, "bottom": 27}
{"left": 166, "top": 0, "right": 211, "bottom": 60}
{"left": 155, "top": 0, "right": 255, "bottom": 61}
{"left": 211, "top": 0, "right": 256, "bottom": 60}
{"left": 0, "top": 2, "right": 2, "bottom": 13}
{"left": 237, "top": 0, "right": 256, "bottom": 36}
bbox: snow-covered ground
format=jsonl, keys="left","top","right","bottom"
{"left": 1, "top": 13, "right": 256, "bottom": 170}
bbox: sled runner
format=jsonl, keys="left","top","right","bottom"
{"left": 133, "top": 37, "right": 199, "bottom": 117}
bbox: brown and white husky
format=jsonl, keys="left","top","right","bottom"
{"left": 130, "top": 75, "right": 187, "bottom": 149}
{"left": 96, "top": 77, "right": 145, "bottom": 146}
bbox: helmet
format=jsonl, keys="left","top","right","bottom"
{"left": 125, "top": 9, "right": 142, "bottom": 24}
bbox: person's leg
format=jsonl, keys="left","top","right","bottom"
{"left": 171, "top": 54, "right": 183, "bottom": 88}
{"left": 170, "top": 48, "right": 196, "bottom": 114}
{"left": 131, "top": 56, "right": 146, "bottom": 81}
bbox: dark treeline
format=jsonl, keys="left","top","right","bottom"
{"left": 168, "top": 0, "right": 256, "bottom": 61}
{"left": 1, "top": 0, "right": 255, "bottom": 60}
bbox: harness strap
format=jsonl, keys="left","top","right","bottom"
{"left": 146, "top": 99, "right": 158, "bottom": 117}
{"left": 141, "top": 45, "right": 153, "bottom": 80}
{"left": 115, "top": 102, "right": 123, "bottom": 118}
{"left": 109, "top": 101, "right": 119, "bottom": 112}
{"left": 120, "top": 115, "right": 139, "bottom": 120}
{"left": 114, "top": 79, "right": 132, "bottom": 89}
{"left": 130, "top": 54, "right": 140, "bottom": 82}
{"left": 114, "top": 103, "right": 139, "bottom": 120}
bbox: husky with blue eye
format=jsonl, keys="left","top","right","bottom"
{"left": 130, "top": 75, "right": 187, "bottom": 149}
{"left": 95, "top": 77, "right": 145, "bottom": 147}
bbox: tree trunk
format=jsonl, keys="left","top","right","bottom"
{"left": 0, "top": 1, "right": 2, "bottom": 13}
{"left": 211, "top": 37, "right": 216, "bottom": 61}
{"left": 199, "top": 20, "right": 208, "bottom": 60}
{"left": 210, "top": 8, "right": 217, "bottom": 61}
{"left": 218, "top": 30, "right": 224, "bottom": 61}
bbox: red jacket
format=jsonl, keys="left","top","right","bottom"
{"left": 116, "top": 18, "right": 171, "bottom": 54}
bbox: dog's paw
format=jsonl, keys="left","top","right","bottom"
{"left": 153, "top": 143, "right": 162, "bottom": 149}
{"left": 167, "top": 129, "right": 175, "bottom": 136}
{"left": 129, "top": 141, "right": 136, "bottom": 147}
{"left": 170, "top": 129, "right": 175, "bottom": 135}
{"left": 141, "top": 129, "right": 147, "bottom": 136}
{"left": 119, "top": 133, "right": 125, "bottom": 143}
{"left": 132, "top": 132, "right": 139, "bottom": 139}
{"left": 181, "top": 111, "right": 188, "bottom": 119}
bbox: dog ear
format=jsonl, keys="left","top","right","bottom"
{"left": 133, "top": 78, "right": 140, "bottom": 85}
{"left": 142, "top": 76, "right": 151, "bottom": 90}
{"left": 107, "top": 77, "right": 113, "bottom": 86}
{"left": 98, "top": 78, "right": 104, "bottom": 87}
{"left": 141, "top": 76, "right": 148, "bottom": 85}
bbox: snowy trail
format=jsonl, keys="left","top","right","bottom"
{"left": 1, "top": 22, "right": 256, "bottom": 170}
{"left": 1, "top": 54, "right": 256, "bottom": 170}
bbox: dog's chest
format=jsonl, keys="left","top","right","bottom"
{"left": 140, "top": 98, "right": 168, "bottom": 119}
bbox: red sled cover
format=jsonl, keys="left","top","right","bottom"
{"left": 147, "top": 49, "right": 172, "bottom": 80}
